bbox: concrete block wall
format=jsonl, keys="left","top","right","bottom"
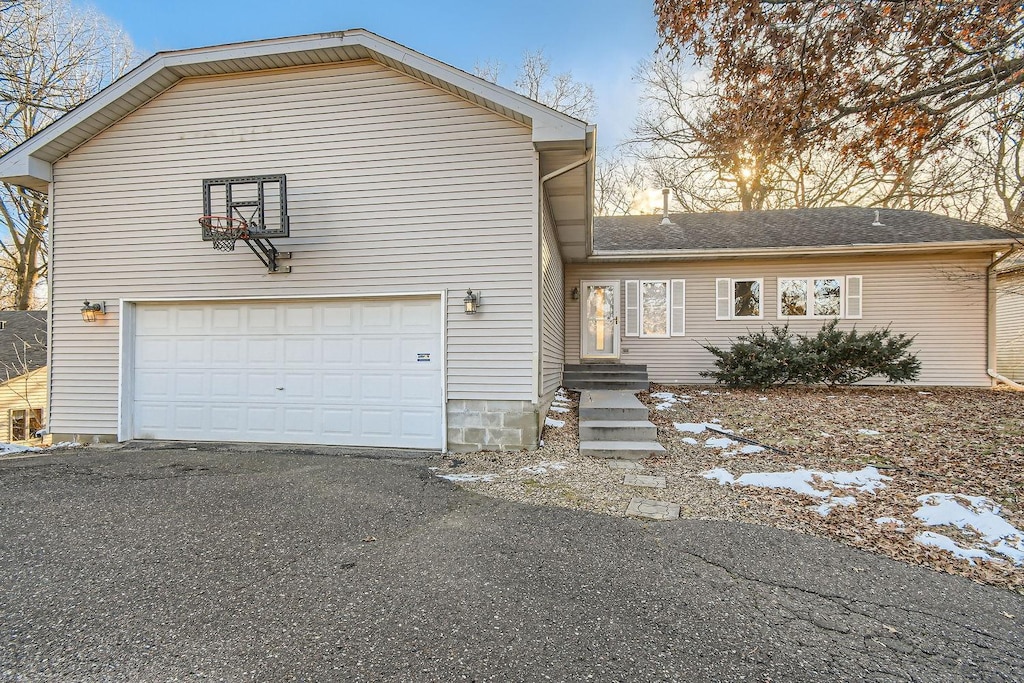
{"left": 446, "top": 399, "right": 540, "bottom": 452}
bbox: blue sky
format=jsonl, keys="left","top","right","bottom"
{"left": 88, "top": 0, "right": 661, "bottom": 149}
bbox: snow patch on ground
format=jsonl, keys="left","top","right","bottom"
{"left": 704, "top": 437, "right": 738, "bottom": 449}
{"left": 651, "top": 391, "right": 683, "bottom": 410}
{"left": 875, "top": 517, "right": 905, "bottom": 527}
{"left": 701, "top": 466, "right": 891, "bottom": 515}
{"left": 0, "top": 443, "right": 41, "bottom": 455}
{"left": 544, "top": 417, "right": 565, "bottom": 428}
{"left": 519, "top": 461, "right": 568, "bottom": 475}
{"left": 549, "top": 406, "right": 570, "bottom": 413}
{"left": 915, "top": 531, "right": 995, "bottom": 565}
{"left": 681, "top": 437, "right": 699, "bottom": 446}
{"left": 674, "top": 422, "right": 710, "bottom": 434}
{"left": 857, "top": 429, "right": 881, "bottom": 436}
{"left": 436, "top": 472, "right": 499, "bottom": 483}
{"left": 702, "top": 468, "right": 734, "bottom": 485}
{"left": 913, "top": 493, "right": 1024, "bottom": 565}
{"left": 814, "top": 496, "right": 857, "bottom": 517}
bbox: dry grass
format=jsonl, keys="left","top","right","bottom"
{"left": 437, "top": 385, "right": 1024, "bottom": 592}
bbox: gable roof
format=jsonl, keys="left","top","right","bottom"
{"left": 0, "top": 311, "right": 47, "bottom": 379}
{"left": 0, "top": 29, "right": 591, "bottom": 192}
{"left": 593, "top": 207, "right": 1021, "bottom": 258}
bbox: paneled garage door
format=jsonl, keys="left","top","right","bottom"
{"left": 131, "top": 298, "right": 443, "bottom": 448}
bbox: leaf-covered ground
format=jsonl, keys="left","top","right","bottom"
{"left": 437, "top": 385, "right": 1024, "bottom": 593}
{"left": 641, "top": 384, "right": 1024, "bottom": 592}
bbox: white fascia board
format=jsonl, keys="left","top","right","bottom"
{"left": 0, "top": 54, "right": 172, "bottom": 186}
{"left": 346, "top": 31, "right": 587, "bottom": 144}
{"left": 588, "top": 239, "right": 1019, "bottom": 261}
{"left": 0, "top": 155, "right": 51, "bottom": 192}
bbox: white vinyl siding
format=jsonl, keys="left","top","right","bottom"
{"left": 49, "top": 61, "right": 538, "bottom": 436}
{"left": 996, "top": 270, "right": 1024, "bottom": 381}
{"left": 539, "top": 199, "right": 564, "bottom": 396}
{"left": 566, "top": 252, "right": 995, "bottom": 386}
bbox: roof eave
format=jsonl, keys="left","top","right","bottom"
{"left": 0, "top": 29, "right": 588, "bottom": 189}
{"left": 588, "top": 239, "right": 1018, "bottom": 262}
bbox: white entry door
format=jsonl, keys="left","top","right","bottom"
{"left": 130, "top": 298, "right": 443, "bottom": 449}
{"left": 580, "top": 281, "right": 620, "bottom": 360}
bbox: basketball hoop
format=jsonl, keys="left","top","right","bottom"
{"left": 198, "top": 215, "right": 249, "bottom": 251}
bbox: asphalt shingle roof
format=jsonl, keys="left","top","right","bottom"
{"left": 0, "top": 311, "right": 47, "bottom": 380}
{"left": 594, "top": 207, "right": 1021, "bottom": 252}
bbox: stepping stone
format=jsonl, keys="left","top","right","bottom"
{"left": 624, "top": 474, "right": 666, "bottom": 489}
{"left": 607, "top": 459, "right": 642, "bottom": 471}
{"left": 626, "top": 497, "right": 679, "bottom": 521}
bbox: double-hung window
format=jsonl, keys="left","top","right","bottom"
{"left": 778, "top": 276, "right": 862, "bottom": 319}
{"left": 624, "top": 279, "right": 686, "bottom": 337}
{"left": 715, "top": 278, "right": 763, "bottom": 320}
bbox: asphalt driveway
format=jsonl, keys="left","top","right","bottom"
{"left": 1, "top": 444, "right": 1022, "bottom": 682}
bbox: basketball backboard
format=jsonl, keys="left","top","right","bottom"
{"left": 201, "top": 174, "right": 289, "bottom": 240}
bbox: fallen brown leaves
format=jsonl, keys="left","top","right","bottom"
{"left": 641, "top": 384, "right": 1024, "bottom": 593}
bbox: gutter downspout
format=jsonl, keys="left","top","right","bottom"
{"left": 987, "top": 245, "right": 1021, "bottom": 386}
{"left": 988, "top": 369, "right": 1024, "bottom": 391}
{"left": 535, "top": 136, "right": 595, "bottom": 411}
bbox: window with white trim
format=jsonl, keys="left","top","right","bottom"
{"left": 640, "top": 280, "right": 669, "bottom": 337}
{"left": 778, "top": 276, "right": 862, "bottom": 318}
{"left": 716, "top": 278, "right": 763, "bottom": 319}
{"left": 624, "top": 279, "right": 686, "bottom": 337}
{"left": 778, "top": 277, "right": 843, "bottom": 317}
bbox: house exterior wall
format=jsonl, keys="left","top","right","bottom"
{"left": 565, "top": 251, "right": 994, "bottom": 386}
{"left": 49, "top": 60, "right": 541, "bottom": 446}
{"left": 540, "top": 198, "right": 564, "bottom": 399}
{"left": 997, "top": 270, "right": 1024, "bottom": 381}
{"left": 0, "top": 366, "right": 47, "bottom": 443}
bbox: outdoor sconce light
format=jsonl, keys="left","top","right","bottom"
{"left": 571, "top": 286, "right": 580, "bottom": 300}
{"left": 463, "top": 288, "right": 479, "bottom": 315}
{"left": 81, "top": 300, "right": 105, "bottom": 322}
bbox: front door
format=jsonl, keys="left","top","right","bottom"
{"left": 580, "top": 281, "right": 620, "bottom": 360}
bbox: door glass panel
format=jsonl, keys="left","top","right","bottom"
{"left": 584, "top": 284, "right": 617, "bottom": 357}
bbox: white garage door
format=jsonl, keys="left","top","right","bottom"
{"left": 131, "top": 298, "right": 443, "bottom": 448}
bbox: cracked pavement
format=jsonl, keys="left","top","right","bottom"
{"left": 1, "top": 444, "right": 1022, "bottom": 681}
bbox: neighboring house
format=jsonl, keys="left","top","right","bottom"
{"left": 0, "top": 30, "right": 1018, "bottom": 453}
{"left": 997, "top": 257, "right": 1024, "bottom": 382}
{"left": 0, "top": 311, "right": 48, "bottom": 443}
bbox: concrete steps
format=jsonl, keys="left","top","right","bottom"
{"left": 579, "top": 419, "right": 658, "bottom": 442}
{"left": 563, "top": 364, "right": 650, "bottom": 392}
{"left": 579, "top": 440, "right": 666, "bottom": 460}
{"left": 578, "top": 390, "right": 665, "bottom": 461}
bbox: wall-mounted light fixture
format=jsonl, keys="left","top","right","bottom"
{"left": 463, "top": 289, "right": 479, "bottom": 315}
{"left": 571, "top": 286, "right": 580, "bottom": 300}
{"left": 81, "top": 300, "right": 106, "bottom": 323}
